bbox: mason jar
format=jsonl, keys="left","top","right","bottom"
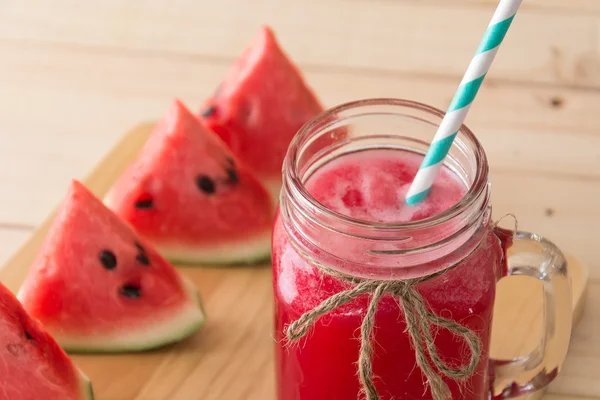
{"left": 272, "top": 98, "right": 572, "bottom": 399}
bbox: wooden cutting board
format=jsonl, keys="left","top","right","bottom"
{"left": 0, "top": 123, "right": 589, "bottom": 400}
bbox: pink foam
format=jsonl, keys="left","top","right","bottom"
{"left": 306, "top": 149, "right": 466, "bottom": 223}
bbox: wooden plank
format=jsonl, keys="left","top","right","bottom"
{"left": 0, "top": 122, "right": 591, "bottom": 399}
{"left": 1, "top": 40, "right": 598, "bottom": 135}
{"left": 490, "top": 171, "right": 600, "bottom": 281}
{"left": 545, "top": 282, "right": 600, "bottom": 397}
{"left": 1, "top": 40, "right": 599, "bottom": 229}
{"left": 0, "top": 0, "right": 598, "bottom": 88}
{"left": 0, "top": 227, "right": 32, "bottom": 266}
{"left": 546, "top": 396, "right": 600, "bottom": 400}
{"left": 366, "top": 0, "right": 600, "bottom": 14}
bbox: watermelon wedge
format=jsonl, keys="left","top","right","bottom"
{"left": 105, "top": 100, "right": 274, "bottom": 265}
{"left": 200, "top": 25, "right": 324, "bottom": 198}
{"left": 18, "top": 180, "right": 206, "bottom": 353}
{"left": 0, "top": 280, "right": 94, "bottom": 399}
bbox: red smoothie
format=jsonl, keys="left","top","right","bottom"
{"left": 272, "top": 149, "right": 508, "bottom": 399}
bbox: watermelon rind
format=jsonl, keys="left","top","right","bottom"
{"left": 103, "top": 177, "right": 274, "bottom": 267}
{"left": 79, "top": 372, "right": 95, "bottom": 400}
{"left": 155, "top": 229, "right": 272, "bottom": 266}
{"left": 49, "top": 277, "right": 206, "bottom": 353}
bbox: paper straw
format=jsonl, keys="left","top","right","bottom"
{"left": 405, "top": 0, "right": 522, "bottom": 205}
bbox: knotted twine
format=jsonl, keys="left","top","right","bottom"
{"left": 285, "top": 260, "right": 480, "bottom": 400}
{"left": 285, "top": 215, "right": 518, "bottom": 399}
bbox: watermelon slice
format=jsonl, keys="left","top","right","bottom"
{"left": 18, "top": 180, "right": 206, "bottom": 352}
{"left": 0, "top": 280, "right": 94, "bottom": 399}
{"left": 200, "top": 25, "right": 324, "bottom": 197}
{"left": 105, "top": 100, "right": 274, "bottom": 265}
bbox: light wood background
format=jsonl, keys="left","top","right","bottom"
{"left": 0, "top": 0, "right": 598, "bottom": 398}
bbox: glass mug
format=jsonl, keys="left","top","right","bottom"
{"left": 272, "top": 99, "right": 572, "bottom": 399}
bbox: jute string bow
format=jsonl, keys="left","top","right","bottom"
{"left": 286, "top": 215, "right": 518, "bottom": 400}
{"left": 285, "top": 261, "right": 480, "bottom": 400}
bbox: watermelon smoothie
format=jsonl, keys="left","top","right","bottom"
{"left": 273, "top": 149, "right": 506, "bottom": 399}
{"left": 271, "top": 99, "right": 515, "bottom": 399}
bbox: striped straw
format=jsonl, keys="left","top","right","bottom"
{"left": 405, "top": 0, "right": 522, "bottom": 205}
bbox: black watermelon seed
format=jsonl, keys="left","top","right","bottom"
{"left": 226, "top": 168, "right": 239, "bottom": 185}
{"left": 196, "top": 175, "right": 216, "bottom": 195}
{"left": 201, "top": 106, "right": 216, "bottom": 118}
{"left": 134, "top": 242, "right": 146, "bottom": 253}
{"left": 226, "top": 157, "right": 235, "bottom": 166}
{"left": 99, "top": 250, "right": 117, "bottom": 270}
{"left": 24, "top": 330, "right": 33, "bottom": 341}
{"left": 136, "top": 252, "right": 150, "bottom": 266}
{"left": 134, "top": 198, "right": 153, "bottom": 209}
{"left": 119, "top": 284, "right": 141, "bottom": 299}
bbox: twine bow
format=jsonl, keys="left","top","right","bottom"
{"left": 285, "top": 263, "right": 482, "bottom": 400}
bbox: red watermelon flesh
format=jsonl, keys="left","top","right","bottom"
{"left": 0, "top": 281, "right": 93, "bottom": 399}
{"left": 201, "top": 25, "right": 324, "bottom": 197}
{"left": 105, "top": 99, "right": 274, "bottom": 265}
{"left": 18, "top": 180, "right": 205, "bottom": 352}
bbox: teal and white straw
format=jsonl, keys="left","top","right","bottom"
{"left": 405, "top": 0, "right": 522, "bottom": 205}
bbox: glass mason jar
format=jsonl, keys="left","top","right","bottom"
{"left": 272, "top": 99, "right": 572, "bottom": 399}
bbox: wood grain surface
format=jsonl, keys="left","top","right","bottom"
{"left": 0, "top": 0, "right": 598, "bottom": 398}
{"left": 0, "top": 123, "right": 590, "bottom": 400}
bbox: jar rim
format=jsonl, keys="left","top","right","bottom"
{"left": 283, "top": 98, "right": 489, "bottom": 232}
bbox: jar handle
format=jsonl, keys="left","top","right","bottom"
{"left": 490, "top": 231, "right": 572, "bottom": 398}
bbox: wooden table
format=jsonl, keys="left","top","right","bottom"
{"left": 0, "top": 1, "right": 598, "bottom": 399}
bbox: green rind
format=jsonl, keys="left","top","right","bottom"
{"left": 81, "top": 376, "right": 95, "bottom": 400}
{"left": 76, "top": 367, "right": 95, "bottom": 400}
{"left": 87, "top": 383, "right": 95, "bottom": 400}
{"left": 167, "top": 247, "right": 271, "bottom": 267}
{"left": 59, "top": 279, "right": 206, "bottom": 354}
{"left": 155, "top": 229, "right": 273, "bottom": 267}
{"left": 64, "top": 315, "right": 205, "bottom": 354}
